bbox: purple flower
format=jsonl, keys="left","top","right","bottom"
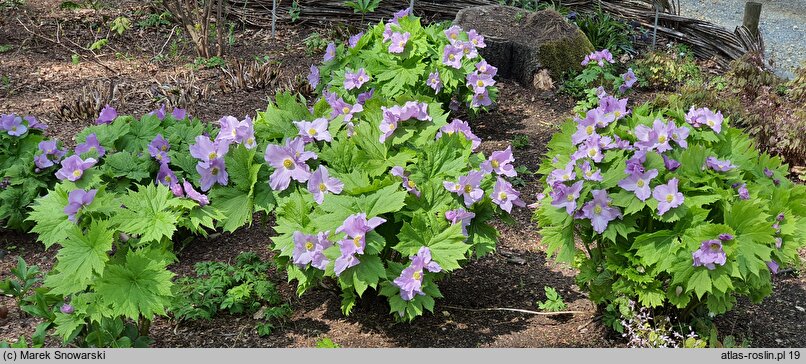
{"left": 190, "top": 135, "right": 230, "bottom": 163}
{"left": 335, "top": 213, "right": 386, "bottom": 255}
{"left": 390, "top": 166, "right": 420, "bottom": 197}
{"left": 148, "top": 134, "right": 171, "bottom": 163}
{"left": 157, "top": 162, "right": 178, "bottom": 186}
{"left": 171, "top": 182, "right": 184, "bottom": 197}
{"left": 444, "top": 25, "right": 462, "bottom": 43}
{"left": 662, "top": 154, "right": 681, "bottom": 171}
{"left": 379, "top": 112, "right": 400, "bottom": 143}
{"left": 572, "top": 114, "right": 598, "bottom": 145}
{"left": 55, "top": 155, "right": 97, "bottom": 181}
{"left": 619, "top": 68, "right": 637, "bottom": 93}
{"left": 668, "top": 122, "right": 690, "bottom": 149}
{"left": 64, "top": 189, "right": 97, "bottom": 222}
{"left": 172, "top": 108, "right": 187, "bottom": 120}
{"left": 427, "top": 71, "right": 442, "bottom": 93}
{"left": 38, "top": 140, "right": 59, "bottom": 155}
{"left": 182, "top": 179, "right": 209, "bottom": 206}
{"left": 481, "top": 147, "right": 516, "bottom": 177}
{"left": 580, "top": 160, "right": 603, "bottom": 181}
{"left": 637, "top": 119, "right": 673, "bottom": 153}
{"left": 344, "top": 68, "right": 370, "bottom": 90}
{"left": 96, "top": 105, "right": 117, "bottom": 125}
{"left": 618, "top": 169, "right": 658, "bottom": 201}
{"left": 348, "top": 32, "right": 364, "bottom": 48}
{"left": 766, "top": 260, "right": 779, "bottom": 274}
{"left": 356, "top": 88, "right": 375, "bottom": 104}
{"left": 292, "top": 231, "right": 332, "bottom": 270}
{"left": 24, "top": 116, "right": 46, "bottom": 131}
{"left": 443, "top": 171, "right": 485, "bottom": 207}
{"left": 235, "top": 116, "right": 256, "bottom": 149}
{"left": 470, "top": 89, "right": 492, "bottom": 108}
{"left": 492, "top": 177, "right": 526, "bottom": 213}
{"left": 625, "top": 151, "right": 647, "bottom": 175}
{"left": 196, "top": 157, "right": 228, "bottom": 191}
{"left": 736, "top": 183, "right": 749, "bottom": 200}
{"left": 581, "top": 189, "right": 622, "bottom": 233}
{"left": 775, "top": 237, "right": 783, "bottom": 249}
{"left": 329, "top": 97, "right": 363, "bottom": 122}
{"left": 475, "top": 60, "right": 498, "bottom": 77}
{"left": 334, "top": 239, "right": 361, "bottom": 276}
{"left": 550, "top": 180, "right": 584, "bottom": 215}
{"left": 264, "top": 137, "right": 315, "bottom": 191}
{"left": 393, "top": 247, "right": 442, "bottom": 301}
{"left": 718, "top": 233, "right": 734, "bottom": 241}
{"left": 692, "top": 239, "right": 727, "bottom": 270}
{"left": 307, "top": 166, "right": 343, "bottom": 204}
{"left": 776, "top": 213, "right": 785, "bottom": 221}
{"left": 574, "top": 134, "right": 604, "bottom": 162}
{"left": 75, "top": 133, "right": 105, "bottom": 157}
{"left": 457, "top": 41, "right": 479, "bottom": 59}
{"left": 216, "top": 116, "right": 241, "bottom": 144}
{"left": 323, "top": 42, "right": 336, "bottom": 62}
{"left": 34, "top": 154, "right": 54, "bottom": 170}
{"left": 391, "top": 7, "right": 412, "bottom": 23}
{"left": 467, "top": 29, "right": 485, "bottom": 48}
{"left": 60, "top": 304, "right": 74, "bottom": 315}
{"left": 445, "top": 209, "right": 475, "bottom": 236}
{"left": 686, "top": 107, "right": 723, "bottom": 133}
{"left": 1, "top": 114, "right": 27, "bottom": 136}
{"left": 308, "top": 65, "right": 320, "bottom": 89}
{"left": 295, "top": 118, "right": 332, "bottom": 143}
{"left": 653, "top": 178, "right": 684, "bottom": 215}
{"left": 388, "top": 32, "right": 410, "bottom": 53}
{"left": 763, "top": 167, "right": 774, "bottom": 178}
{"left": 467, "top": 72, "right": 494, "bottom": 94}
{"left": 705, "top": 156, "right": 736, "bottom": 172}
{"left": 547, "top": 161, "right": 576, "bottom": 185}
{"left": 442, "top": 45, "right": 463, "bottom": 68}
{"left": 436, "top": 119, "right": 481, "bottom": 150}
{"left": 151, "top": 104, "right": 167, "bottom": 120}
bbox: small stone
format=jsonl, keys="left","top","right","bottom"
{"left": 441, "top": 311, "right": 451, "bottom": 317}
{"left": 441, "top": 327, "right": 447, "bottom": 331}
{"left": 796, "top": 306, "right": 805, "bottom": 312}
{"left": 775, "top": 339, "right": 783, "bottom": 344}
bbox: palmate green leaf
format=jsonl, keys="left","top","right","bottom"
{"left": 209, "top": 186, "right": 253, "bottom": 233}
{"left": 416, "top": 133, "right": 472, "bottom": 181}
{"left": 0, "top": 182, "right": 39, "bottom": 230}
{"left": 537, "top": 203, "right": 576, "bottom": 263}
{"left": 164, "top": 122, "right": 204, "bottom": 147}
{"left": 27, "top": 183, "right": 73, "bottom": 249}
{"left": 111, "top": 184, "right": 180, "bottom": 245}
{"left": 689, "top": 269, "right": 711, "bottom": 299}
{"left": 119, "top": 116, "right": 160, "bottom": 152}
{"left": 633, "top": 230, "right": 678, "bottom": 273}
{"left": 255, "top": 92, "right": 312, "bottom": 141}
{"left": 376, "top": 60, "right": 426, "bottom": 97}
{"left": 358, "top": 184, "right": 407, "bottom": 217}
{"left": 102, "top": 151, "right": 152, "bottom": 181}
{"left": 208, "top": 145, "right": 265, "bottom": 232}
{"left": 96, "top": 249, "right": 174, "bottom": 320}
{"left": 44, "top": 220, "right": 113, "bottom": 296}
{"left": 53, "top": 311, "right": 85, "bottom": 343}
{"left": 76, "top": 118, "right": 131, "bottom": 149}
{"left": 340, "top": 255, "right": 386, "bottom": 297}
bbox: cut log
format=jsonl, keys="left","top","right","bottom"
{"left": 455, "top": 6, "right": 594, "bottom": 88}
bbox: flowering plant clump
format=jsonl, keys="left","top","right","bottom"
{"left": 567, "top": 49, "right": 636, "bottom": 109}
{"left": 0, "top": 113, "right": 59, "bottom": 230}
{"left": 307, "top": 9, "right": 498, "bottom": 116}
{"left": 534, "top": 89, "right": 806, "bottom": 320}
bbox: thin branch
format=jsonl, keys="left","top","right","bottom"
{"left": 16, "top": 17, "right": 118, "bottom": 75}
{"left": 442, "top": 304, "right": 588, "bottom": 316}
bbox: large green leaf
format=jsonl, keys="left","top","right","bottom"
{"left": 44, "top": 220, "right": 114, "bottom": 295}
{"left": 96, "top": 249, "right": 174, "bottom": 320}
{"left": 111, "top": 184, "right": 180, "bottom": 245}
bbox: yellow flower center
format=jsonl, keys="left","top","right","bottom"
{"left": 450, "top": 34, "right": 457, "bottom": 39}
{"left": 72, "top": 169, "right": 81, "bottom": 178}
{"left": 636, "top": 180, "right": 644, "bottom": 187}
{"left": 305, "top": 241, "right": 314, "bottom": 251}
{"left": 472, "top": 39, "right": 478, "bottom": 45}
{"left": 283, "top": 159, "right": 294, "bottom": 169}
{"left": 707, "top": 119, "right": 715, "bottom": 126}
{"left": 464, "top": 184, "right": 472, "bottom": 193}
{"left": 308, "top": 128, "right": 318, "bottom": 136}
{"left": 165, "top": 175, "right": 172, "bottom": 183}
{"left": 588, "top": 149, "right": 597, "bottom": 157}
{"left": 161, "top": 145, "right": 168, "bottom": 151}
{"left": 586, "top": 125, "right": 594, "bottom": 134}
{"left": 412, "top": 270, "right": 422, "bottom": 280}
{"left": 594, "top": 205, "right": 602, "bottom": 214}
{"left": 566, "top": 194, "right": 574, "bottom": 201}
{"left": 480, "top": 65, "right": 487, "bottom": 72}
{"left": 463, "top": 47, "right": 470, "bottom": 54}
{"left": 448, "top": 54, "right": 455, "bottom": 60}
{"left": 353, "top": 235, "right": 363, "bottom": 248}
{"left": 211, "top": 167, "right": 219, "bottom": 176}
{"left": 208, "top": 152, "right": 217, "bottom": 160}
{"left": 491, "top": 160, "right": 500, "bottom": 168}
{"left": 407, "top": 180, "right": 416, "bottom": 188}
{"left": 358, "top": 76, "right": 365, "bottom": 82}
{"left": 342, "top": 107, "right": 350, "bottom": 114}
{"left": 498, "top": 191, "right": 507, "bottom": 200}
{"left": 665, "top": 194, "right": 674, "bottom": 203}
{"left": 231, "top": 129, "right": 237, "bottom": 137}
{"left": 477, "top": 80, "right": 484, "bottom": 87}
{"left": 658, "top": 135, "right": 667, "bottom": 143}
{"left": 399, "top": 40, "right": 406, "bottom": 48}
{"left": 389, "top": 123, "right": 396, "bottom": 130}
{"left": 614, "top": 111, "right": 621, "bottom": 117}
{"left": 710, "top": 243, "right": 720, "bottom": 251}
{"left": 586, "top": 170, "right": 593, "bottom": 177}
{"left": 247, "top": 137, "right": 254, "bottom": 145}
{"left": 319, "top": 183, "right": 327, "bottom": 192}
{"left": 156, "top": 154, "right": 163, "bottom": 161}
{"left": 563, "top": 174, "right": 570, "bottom": 180}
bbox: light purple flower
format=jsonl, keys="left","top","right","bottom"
{"left": 196, "top": 157, "right": 228, "bottom": 191}
{"left": 443, "top": 171, "right": 485, "bottom": 207}
{"left": 718, "top": 233, "right": 734, "bottom": 241}
{"left": 481, "top": 147, "right": 516, "bottom": 177}
{"left": 60, "top": 304, "right": 74, "bottom": 315}
{"left": 736, "top": 183, "right": 750, "bottom": 200}
{"left": 625, "top": 151, "right": 647, "bottom": 175}
{"left": 334, "top": 239, "right": 361, "bottom": 276}
{"left": 356, "top": 88, "right": 375, "bottom": 104}
{"left": 1, "top": 114, "right": 27, "bottom": 136}
{"left": 75, "top": 133, "right": 105, "bottom": 157}
{"left": 574, "top": 134, "right": 604, "bottom": 162}
{"left": 764, "top": 167, "right": 774, "bottom": 178}
{"left": 686, "top": 107, "right": 723, "bottom": 133}
{"left": 171, "top": 182, "right": 184, "bottom": 197}
{"left": 653, "top": 178, "right": 684, "bottom": 215}
{"left": 264, "top": 137, "right": 315, "bottom": 191}
{"left": 467, "top": 72, "right": 494, "bottom": 94}
{"left": 618, "top": 169, "right": 658, "bottom": 201}
{"left": 388, "top": 32, "right": 410, "bottom": 53}
{"left": 391, "top": 7, "right": 412, "bottom": 23}
{"left": 445, "top": 209, "right": 475, "bottom": 236}
{"left": 335, "top": 213, "right": 386, "bottom": 255}
{"left": 580, "top": 160, "right": 603, "bottom": 181}
{"left": 444, "top": 25, "right": 462, "bottom": 43}
{"left": 295, "top": 118, "right": 332, "bottom": 143}
{"left": 470, "top": 89, "right": 492, "bottom": 108}
{"left": 572, "top": 114, "right": 598, "bottom": 145}
{"left": 767, "top": 260, "right": 779, "bottom": 274}
{"left": 190, "top": 135, "right": 229, "bottom": 163}
{"left": 442, "top": 45, "right": 463, "bottom": 68}
{"left": 55, "top": 155, "right": 97, "bottom": 181}
{"left": 348, "top": 32, "right": 364, "bottom": 48}
{"left": 436, "top": 119, "right": 482, "bottom": 150}
{"left": 307, "top": 166, "right": 343, "bottom": 204}
{"left": 39, "top": 140, "right": 58, "bottom": 155}
{"left": 157, "top": 162, "right": 178, "bottom": 186}
{"left": 427, "top": 71, "right": 442, "bottom": 93}
{"left": 34, "top": 154, "right": 54, "bottom": 170}
{"left": 323, "top": 42, "right": 336, "bottom": 62}
{"left": 182, "top": 179, "right": 209, "bottom": 206}
{"left": 492, "top": 177, "right": 526, "bottom": 213}
{"left": 581, "top": 189, "right": 622, "bottom": 233}
{"left": 599, "top": 96, "right": 629, "bottom": 123}
{"left": 292, "top": 231, "right": 332, "bottom": 270}
{"left": 151, "top": 104, "right": 167, "bottom": 120}
{"left": 234, "top": 116, "right": 256, "bottom": 149}
{"left": 467, "top": 29, "right": 485, "bottom": 49}
{"left": 216, "top": 116, "right": 241, "bottom": 144}
{"left": 390, "top": 166, "right": 420, "bottom": 197}
{"left": 96, "top": 105, "right": 117, "bottom": 125}
{"left": 457, "top": 41, "right": 478, "bottom": 59}
{"left": 172, "top": 108, "right": 187, "bottom": 120}
{"left": 475, "top": 60, "right": 498, "bottom": 77}
{"left": 776, "top": 213, "right": 785, "bottom": 222}
{"left": 393, "top": 247, "right": 442, "bottom": 301}
{"left": 775, "top": 237, "right": 783, "bottom": 249}
{"left": 64, "top": 189, "right": 97, "bottom": 222}
{"left": 329, "top": 97, "right": 363, "bottom": 122}
{"left": 547, "top": 161, "right": 576, "bottom": 186}
{"left": 581, "top": 49, "right": 615, "bottom": 67}
{"left": 148, "top": 134, "right": 171, "bottom": 163}
{"left": 308, "top": 65, "right": 320, "bottom": 89}
{"left": 344, "top": 68, "right": 370, "bottom": 90}
{"left": 379, "top": 112, "right": 400, "bottom": 143}
{"left": 662, "top": 154, "right": 681, "bottom": 171}
{"left": 24, "top": 116, "right": 46, "bottom": 131}
{"left": 705, "top": 156, "right": 736, "bottom": 172}
{"left": 619, "top": 68, "right": 637, "bottom": 93}
{"left": 692, "top": 239, "right": 727, "bottom": 270}
{"left": 550, "top": 180, "right": 584, "bottom": 215}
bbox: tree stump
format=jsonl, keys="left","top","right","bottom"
{"left": 455, "top": 6, "right": 594, "bottom": 88}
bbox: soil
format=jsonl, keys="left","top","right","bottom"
{"left": 2, "top": 0, "right": 805, "bottom": 349}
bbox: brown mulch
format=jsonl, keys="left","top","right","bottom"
{"left": 1, "top": 0, "right": 805, "bottom": 349}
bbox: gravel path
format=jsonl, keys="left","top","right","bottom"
{"left": 678, "top": 0, "right": 806, "bottom": 78}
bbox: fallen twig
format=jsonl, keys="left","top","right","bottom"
{"left": 16, "top": 17, "right": 118, "bottom": 75}
{"left": 443, "top": 304, "right": 588, "bottom": 316}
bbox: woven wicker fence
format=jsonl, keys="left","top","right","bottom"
{"left": 227, "top": 0, "right": 763, "bottom": 67}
